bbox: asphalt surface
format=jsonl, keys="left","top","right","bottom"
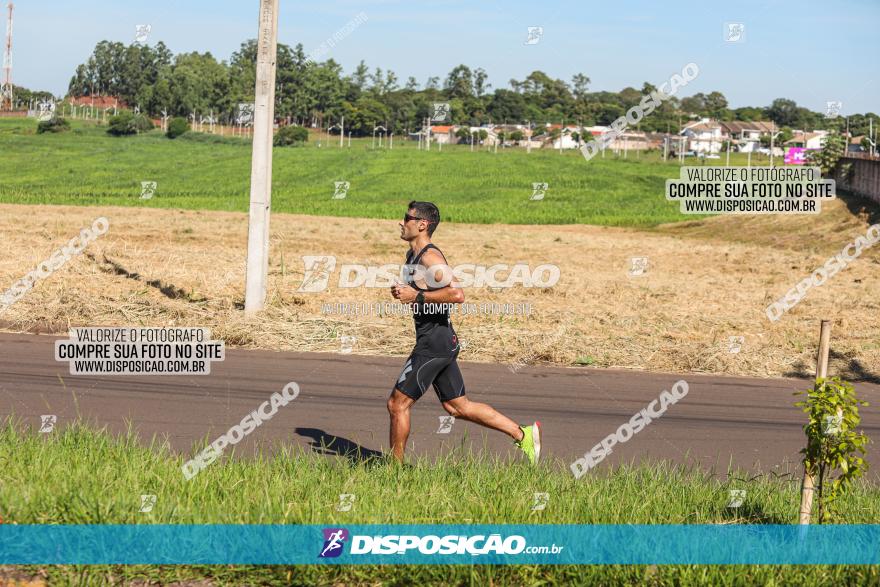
{"left": 2, "top": 332, "right": 878, "bottom": 477}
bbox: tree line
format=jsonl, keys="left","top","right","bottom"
{"left": 59, "top": 39, "right": 879, "bottom": 138}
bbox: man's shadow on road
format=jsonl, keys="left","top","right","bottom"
{"left": 294, "top": 427, "right": 385, "bottom": 466}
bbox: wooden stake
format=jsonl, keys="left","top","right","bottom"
{"left": 799, "top": 319, "right": 832, "bottom": 525}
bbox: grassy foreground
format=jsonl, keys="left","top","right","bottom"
{"left": 1, "top": 420, "right": 878, "bottom": 585}
{"left": 0, "top": 117, "right": 721, "bottom": 226}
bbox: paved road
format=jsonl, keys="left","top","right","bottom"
{"left": 2, "top": 332, "right": 877, "bottom": 477}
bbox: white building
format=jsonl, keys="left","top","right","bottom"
{"left": 785, "top": 130, "right": 829, "bottom": 150}
{"left": 719, "top": 121, "right": 778, "bottom": 153}
{"left": 545, "top": 124, "right": 582, "bottom": 149}
{"left": 680, "top": 119, "right": 723, "bottom": 154}
{"left": 427, "top": 125, "right": 456, "bottom": 144}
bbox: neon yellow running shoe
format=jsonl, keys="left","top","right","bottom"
{"left": 514, "top": 421, "right": 541, "bottom": 465}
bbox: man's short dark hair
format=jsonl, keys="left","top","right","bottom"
{"left": 408, "top": 201, "right": 440, "bottom": 235}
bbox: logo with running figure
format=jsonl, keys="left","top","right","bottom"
{"left": 39, "top": 414, "right": 57, "bottom": 433}
{"left": 431, "top": 102, "right": 450, "bottom": 122}
{"left": 319, "top": 528, "right": 349, "bottom": 558}
{"left": 530, "top": 182, "right": 548, "bottom": 201}
{"left": 333, "top": 181, "right": 350, "bottom": 200}
{"left": 298, "top": 255, "right": 338, "bottom": 292}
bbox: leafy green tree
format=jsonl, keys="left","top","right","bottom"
{"left": 734, "top": 106, "right": 765, "bottom": 121}
{"left": 680, "top": 93, "right": 707, "bottom": 116}
{"left": 795, "top": 377, "right": 869, "bottom": 523}
{"left": 473, "top": 68, "right": 490, "bottom": 98}
{"left": 37, "top": 117, "right": 71, "bottom": 134}
{"left": 487, "top": 89, "right": 527, "bottom": 122}
{"left": 168, "top": 52, "right": 230, "bottom": 118}
{"left": 9, "top": 84, "right": 53, "bottom": 106}
{"left": 779, "top": 126, "right": 794, "bottom": 145}
{"left": 595, "top": 103, "right": 625, "bottom": 125}
{"left": 807, "top": 131, "right": 848, "bottom": 176}
{"left": 65, "top": 39, "right": 880, "bottom": 139}
{"left": 382, "top": 90, "right": 418, "bottom": 134}
{"left": 351, "top": 61, "right": 370, "bottom": 92}
{"left": 766, "top": 98, "right": 801, "bottom": 127}
{"left": 106, "top": 111, "right": 154, "bottom": 136}
{"left": 274, "top": 125, "right": 309, "bottom": 146}
{"left": 67, "top": 41, "right": 172, "bottom": 108}
{"left": 704, "top": 91, "right": 730, "bottom": 119}
{"left": 572, "top": 74, "right": 591, "bottom": 100}
{"left": 343, "top": 97, "right": 389, "bottom": 135}
{"left": 166, "top": 117, "right": 190, "bottom": 139}
{"left": 445, "top": 65, "right": 474, "bottom": 99}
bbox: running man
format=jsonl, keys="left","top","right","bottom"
{"left": 388, "top": 201, "right": 541, "bottom": 465}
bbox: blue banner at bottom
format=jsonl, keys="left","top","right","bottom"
{"left": 1, "top": 525, "right": 878, "bottom": 565}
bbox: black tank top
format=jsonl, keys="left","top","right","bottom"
{"left": 403, "top": 243, "right": 459, "bottom": 357}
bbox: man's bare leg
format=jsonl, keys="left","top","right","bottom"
{"left": 442, "top": 396, "right": 524, "bottom": 441}
{"left": 387, "top": 389, "right": 416, "bottom": 463}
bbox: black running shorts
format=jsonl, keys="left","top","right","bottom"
{"left": 393, "top": 352, "right": 466, "bottom": 402}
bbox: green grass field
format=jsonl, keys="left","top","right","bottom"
{"left": 2, "top": 420, "right": 878, "bottom": 585}
{"left": 0, "top": 117, "right": 770, "bottom": 226}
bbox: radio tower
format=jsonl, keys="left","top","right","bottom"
{"left": 1, "top": 1, "right": 12, "bottom": 111}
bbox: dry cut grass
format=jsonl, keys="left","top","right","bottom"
{"left": 0, "top": 201, "right": 877, "bottom": 381}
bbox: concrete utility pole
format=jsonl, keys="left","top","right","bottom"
{"left": 769, "top": 130, "right": 781, "bottom": 167}
{"left": 1, "top": 1, "right": 13, "bottom": 111}
{"left": 559, "top": 118, "right": 564, "bottom": 155}
{"left": 526, "top": 121, "right": 531, "bottom": 154}
{"left": 244, "top": 0, "right": 279, "bottom": 314}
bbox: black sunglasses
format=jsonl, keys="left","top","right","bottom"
{"left": 403, "top": 213, "right": 431, "bottom": 223}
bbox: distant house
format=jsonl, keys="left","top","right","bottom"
{"left": 522, "top": 136, "right": 543, "bottom": 149}
{"left": 680, "top": 119, "right": 723, "bottom": 154}
{"left": 66, "top": 95, "right": 126, "bottom": 110}
{"left": 550, "top": 130, "right": 582, "bottom": 150}
{"left": 581, "top": 125, "right": 609, "bottom": 138}
{"left": 428, "top": 125, "right": 456, "bottom": 144}
{"left": 543, "top": 124, "right": 582, "bottom": 149}
{"left": 465, "top": 126, "right": 501, "bottom": 146}
{"left": 785, "top": 130, "right": 828, "bottom": 150}
{"left": 848, "top": 135, "right": 867, "bottom": 152}
{"left": 492, "top": 123, "right": 526, "bottom": 134}
{"left": 605, "top": 131, "right": 649, "bottom": 151}
{"left": 644, "top": 132, "right": 669, "bottom": 150}
{"left": 484, "top": 124, "right": 525, "bottom": 146}
{"left": 719, "top": 120, "right": 777, "bottom": 152}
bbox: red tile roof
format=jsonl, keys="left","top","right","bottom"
{"left": 66, "top": 95, "right": 128, "bottom": 109}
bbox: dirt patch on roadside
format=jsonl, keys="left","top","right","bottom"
{"left": 0, "top": 566, "right": 46, "bottom": 587}
{"left": 0, "top": 202, "right": 877, "bottom": 381}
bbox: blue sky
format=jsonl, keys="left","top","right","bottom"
{"left": 11, "top": 0, "right": 880, "bottom": 113}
